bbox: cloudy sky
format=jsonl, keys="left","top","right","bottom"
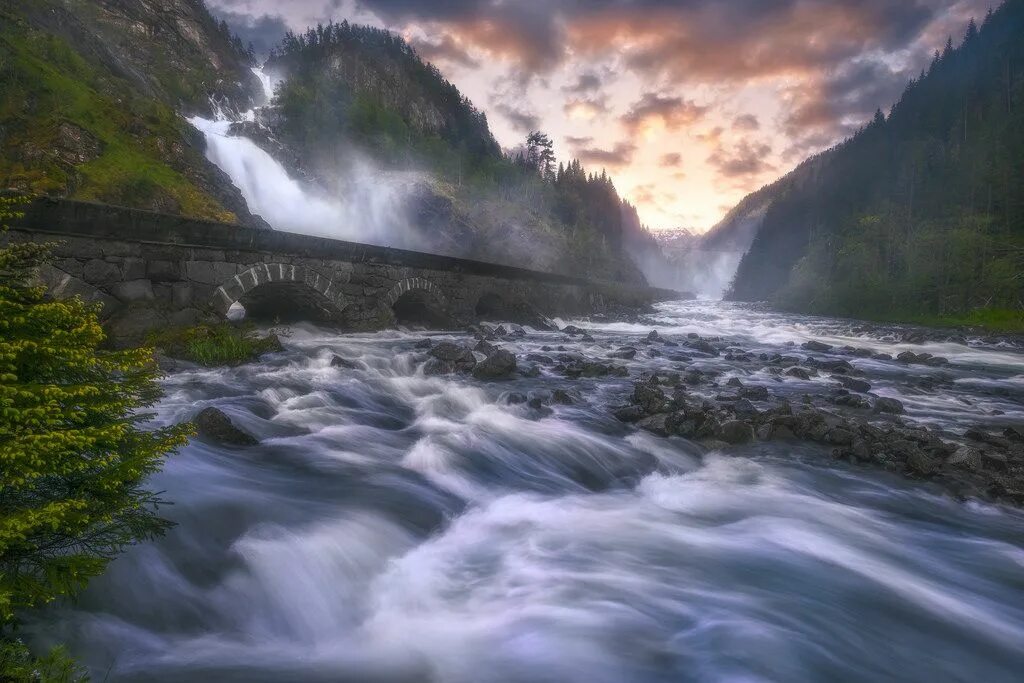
{"left": 209, "top": 0, "right": 990, "bottom": 232}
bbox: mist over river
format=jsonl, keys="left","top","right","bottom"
{"left": 32, "top": 301, "right": 1024, "bottom": 682}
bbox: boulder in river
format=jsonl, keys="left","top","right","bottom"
{"left": 426, "top": 342, "right": 477, "bottom": 375}
{"left": 330, "top": 354, "right": 359, "bottom": 369}
{"left": 472, "top": 349, "right": 517, "bottom": 379}
{"left": 194, "top": 407, "right": 258, "bottom": 447}
{"left": 718, "top": 420, "right": 755, "bottom": 444}
{"left": 873, "top": 397, "right": 905, "bottom": 414}
{"left": 833, "top": 375, "right": 871, "bottom": 393}
{"left": 802, "top": 340, "right": 833, "bottom": 352}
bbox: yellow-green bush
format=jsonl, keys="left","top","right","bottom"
{"left": 0, "top": 196, "right": 191, "bottom": 679}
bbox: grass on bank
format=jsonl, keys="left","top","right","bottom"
{"left": 866, "top": 307, "right": 1024, "bottom": 334}
{"left": 148, "top": 323, "right": 284, "bottom": 367}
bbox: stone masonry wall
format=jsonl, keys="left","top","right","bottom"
{"left": 5, "top": 198, "right": 678, "bottom": 342}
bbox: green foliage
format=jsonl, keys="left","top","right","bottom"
{"left": 148, "top": 324, "right": 284, "bottom": 367}
{"left": 0, "top": 640, "right": 83, "bottom": 682}
{"left": 730, "top": 1, "right": 1024, "bottom": 326}
{"left": 0, "top": 5, "right": 236, "bottom": 222}
{"left": 0, "top": 196, "right": 191, "bottom": 678}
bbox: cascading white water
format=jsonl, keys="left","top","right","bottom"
{"left": 28, "top": 300, "right": 1024, "bottom": 682}
{"left": 188, "top": 67, "right": 422, "bottom": 248}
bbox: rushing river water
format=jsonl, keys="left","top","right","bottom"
{"left": 33, "top": 300, "right": 1024, "bottom": 682}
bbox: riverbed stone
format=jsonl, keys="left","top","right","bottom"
{"left": 194, "top": 407, "right": 259, "bottom": 447}
{"left": 472, "top": 349, "right": 517, "bottom": 379}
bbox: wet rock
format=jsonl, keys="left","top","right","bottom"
{"left": 905, "top": 448, "right": 939, "bottom": 476}
{"left": 646, "top": 330, "right": 661, "bottom": 342}
{"left": 330, "top": 354, "right": 358, "bottom": 369}
{"left": 609, "top": 346, "right": 638, "bottom": 360}
{"left": 519, "top": 364, "right": 542, "bottom": 378}
{"left": 551, "top": 389, "right": 580, "bottom": 405}
{"left": 502, "top": 392, "right": 529, "bottom": 405}
{"left": 426, "top": 342, "right": 477, "bottom": 375}
{"left": 718, "top": 420, "right": 754, "bottom": 444}
{"left": 811, "top": 358, "right": 854, "bottom": 374}
{"left": 683, "top": 370, "right": 705, "bottom": 385}
{"left": 832, "top": 393, "right": 871, "bottom": 409}
{"left": 873, "top": 397, "right": 905, "bottom": 414}
{"left": 824, "top": 428, "right": 855, "bottom": 446}
{"left": 561, "top": 325, "right": 586, "bottom": 336}
{"left": 1004, "top": 426, "right": 1024, "bottom": 443}
{"left": 562, "top": 359, "right": 628, "bottom": 379}
{"left": 472, "top": 349, "right": 517, "bottom": 379}
{"left": 614, "top": 405, "right": 646, "bottom": 422}
{"left": 154, "top": 354, "right": 199, "bottom": 374}
{"left": 474, "top": 340, "right": 498, "bottom": 357}
{"left": 785, "top": 367, "right": 812, "bottom": 380}
{"left": 833, "top": 375, "right": 871, "bottom": 393}
{"left": 726, "top": 377, "right": 743, "bottom": 388}
{"left": 965, "top": 429, "right": 1011, "bottom": 450}
{"left": 802, "top": 340, "right": 833, "bottom": 352}
{"left": 194, "top": 407, "right": 258, "bottom": 447}
{"left": 733, "top": 398, "right": 759, "bottom": 420}
{"left": 688, "top": 339, "right": 719, "bottom": 357}
{"left": 632, "top": 382, "right": 668, "bottom": 414}
{"left": 739, "top": 386, "right": 769, "bottom": 401}
{"left": 637, "top": 414, "right": 671, "bottom": 436}
{"left": 873, "top": 353, "right": 893, "bottom": 361}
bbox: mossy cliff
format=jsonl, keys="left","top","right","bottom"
{"left": 0, "top": 0, "right": 262, "bottom": 224}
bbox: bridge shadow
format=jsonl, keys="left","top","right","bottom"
{"left": 391, "top": 289, "right": 457, "bottom": 329}
{"left": 237, "top": 281, "right": 344, "bottom": 324}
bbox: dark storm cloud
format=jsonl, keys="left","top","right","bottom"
{"left": 212, "top": 0, "right": 981, "bottom": 143}
{"left": 621, "top": 93, "right": 707, "bottom": 133}
{"left": 707, "top": 139, "right": 774, "bottom": 178}
{"left": 572, "top": 140, "right": 637, "bottom": 167}
{"left": 410, "top": 34, "right": 480, "bottom": 68}
{"left": 494, "top": 102, "right": 541, "bottom": 133}
{"left": 732, "top": 114, "right": 760, "bottom": 131}
{"left": 563, "top": 70, "right": 606, "bottom": 94}
{"left": 565, "top": 135, "right": 594, "bottom": 147}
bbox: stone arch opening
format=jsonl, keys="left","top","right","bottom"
{"left": 213, "top": 263, "right": 346, "bottom": 324}
{"left": 383, "top": 277, "right": 455, "bottom": 329}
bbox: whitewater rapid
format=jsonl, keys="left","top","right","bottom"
{"left": 187, "top": 68, "right": 418, "bottom": 247}
{"left": 29, "top": 300, "right": 1024, "bottom": 682}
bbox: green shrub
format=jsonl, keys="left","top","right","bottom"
{"left": 0, "top": 196, "right": 191, "bottom": 680}
{"left": 149, "top": 323, "right": 284, "bottom": 367}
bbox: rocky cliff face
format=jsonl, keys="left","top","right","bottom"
{"left": 0, "top": 0, "right": 263, "bottom": 224}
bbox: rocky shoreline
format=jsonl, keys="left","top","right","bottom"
{"left": 409, "top": 321, "right": 1024, "bottom": 507}
{"left": 178, "top": 312, "right": 1023, "bottom": 508}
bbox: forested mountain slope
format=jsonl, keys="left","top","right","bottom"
{"left": 727, "top": 0, "right": 1024, "bottom": 325}
{"left": 258, "top": 22, "right": 647, "bottom": 283}
{"left": 0, "top": 0, "right": 264, "bottom": 223}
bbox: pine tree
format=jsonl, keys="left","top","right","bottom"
{"left": 0, "top": 197, "right": 191, "bottom": 670}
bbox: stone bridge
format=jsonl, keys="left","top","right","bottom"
{"left": 5, "top": 199, "right": 679, "bottom": 342}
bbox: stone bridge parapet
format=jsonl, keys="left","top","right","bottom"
{"left": 5, "top": 198, "right": 681, "bottom": 342}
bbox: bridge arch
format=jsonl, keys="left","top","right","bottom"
{"left": 35, "top": 264, "right": 119, "bottom": 316}
{"left": 382, "top": 277, "right": 454, "bottom": 328}
{"left": 213, "top": 263, "right": 347, "bottom": 323}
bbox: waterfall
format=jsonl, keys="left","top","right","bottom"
{"left": 188, "top": 67, "right": 421, "bottom": 248}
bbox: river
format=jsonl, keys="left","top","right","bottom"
{"left": 32, "top": 300, "right": 1024, "bottom": 682}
